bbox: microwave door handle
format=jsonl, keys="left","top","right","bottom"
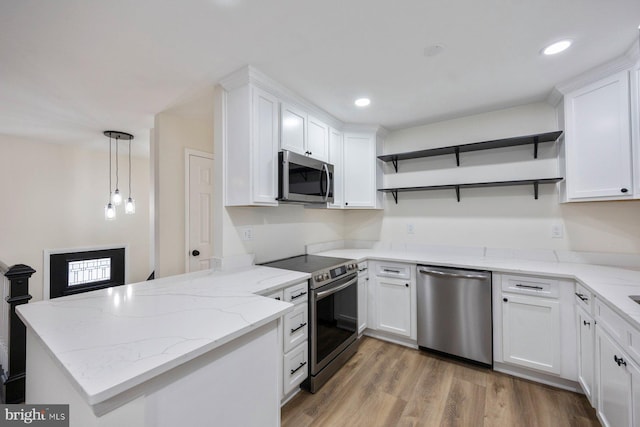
{"left": 322, "top": 163, "right": 331, "bottom": 202}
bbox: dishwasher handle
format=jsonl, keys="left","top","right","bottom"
{"left": 418, "top": 267, "right": 489, "bottom": 281}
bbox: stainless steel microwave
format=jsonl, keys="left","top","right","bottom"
{"left": 278, "top": 150, "right": 334, "bottom": 204}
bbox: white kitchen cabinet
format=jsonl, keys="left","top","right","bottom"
{"left": 328, "top": 128, "right": 344, "bottom": 209}
{"left": 343, "top": 132, "right": 379, "bottom": 208}
{"left": 224, "top": 84, "right": 279, "bottom": 206}
{"left": 307, "top": 115, "right": 329, "bottom": 162}
{"left": 357, "top": 261, "right": 368, "bottom": 335}
{"left": 577, "top": 306, "right": 596, "bottom": 406}
{"left": 502, "top": 293, "right": 561, "bottom": 375}
{"left": 595, "top": 326, "right": 639, "bottom": 427}
{"left": 280, "top": 105, "right": 329, "bottom": 162}
{"left": 564, "top": 70, "right": 633, "bottom": 201}
{"left": 280, "top": 103, "right": 306, "bottom": 155}
{"left": 283, "top": 342, "right": 308, "bottom": 396}
{"left": 375, "top": 276, "right": 412, "bottom": 338}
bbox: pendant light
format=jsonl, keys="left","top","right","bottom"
{"left": 104, "top": 131, "right": 134, "bottom": 220}
{"left": 105, "top": 133, "right": 116, "bottom": 220}
{"left": 125, "top": 137, "right": 136, "bottom": 214}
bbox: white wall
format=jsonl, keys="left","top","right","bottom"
{"left": 0, "top": 134, "right": 150, "bottom": 301}
{"left": 153, "top": 113, "right": 213, "bottom": 278}
{"left": 344, "top": 102, "right": 640, "bottom": 254}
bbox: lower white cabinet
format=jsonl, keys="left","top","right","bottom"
{"left": 357, "top": 261, "right": 368, "bottom": 335}
{"left": 502, "top": 293, "right": 561, "bottom": 374}
{"left": 376, "top": 276, "right": 412, "bottom": 337}
{"left": 265, "top": 281, "right": 309, "bottom": 402}
{"left": 576, "top": 306, "right": 596, "bottom": 405}
{"left": 595, "top": 326, "right": 640, "bottom": 427}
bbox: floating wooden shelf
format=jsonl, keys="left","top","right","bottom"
{"left": 378, "top": 130, "right": 563, "bottom": 172}
{"left": 378, "top": 177, "right": 564, "bottom": 204}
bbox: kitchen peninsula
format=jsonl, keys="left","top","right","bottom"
{"left": 16, "top": 266, "right": 309, "bottom": 427}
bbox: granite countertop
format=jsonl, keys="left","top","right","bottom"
{"left": 16, "top": 266, "right": 310, "bottom": 406}
{"left": 316, "top": 248, "right": 640, "bottom": 328}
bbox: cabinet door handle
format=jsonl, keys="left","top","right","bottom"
{"left": 575, "top": 292, "right": 589, "bottom": 302}
{"left": 290, "top": 322, "right": 307, "bottom": 333}
{"left": 621, "top": 188, "right": 629, "bottom": 193}
{"left": 515, "top": 283, "right": 543, "bottom": 290}
{"left": 290, "top": 291, "right": 307, "bottom": 300}
{"left": 274, "top": 297, "right": 281, "bottom": 301}
{"left": 583, "top": 320, "right": 590, "bottom": 327}
{"left": 290, "top": 361, "right": 307, "bottom": 375}
{"left": 503, "top": 298, "right": 508, "bottom": 302}
{"left": 614, "top": 355, "right": 627, "bottom": 367}
{"left": 383, "top": 269, "right": 401, "bottom": 274}
{"left": 405, "top": 283, "right": 409, "bottom": 287}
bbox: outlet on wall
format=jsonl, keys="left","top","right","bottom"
{"left": 551, "top": 223, "right": 564, "bottom": 239}
{"left": 241, "top": 227, "right": 254, "bottom": 241}
{"left": 406, "top": 223, "right": 415, "bottom": 234}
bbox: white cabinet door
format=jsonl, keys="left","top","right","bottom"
{"left": 307, "top": 115, "right": 329, "bottom": 162}
{"left": 502, "top": 294, "right": 561, "bottom": 374}
{"left": 343, "top": 132, "right": 376, "bottom": 208}
{"left": 596, "top": 327, "right": 632, "bottom": 427}
{"left": 357, "top": 274, "right": 368, "bottom": 335}
{"left": 328, "top": 128, "right": 344, "bottom": 208}
{"left": 280, "top": 103, "right": 306, "bottom": 155}
{"left": 565, "top": 71, "right": 633, "bottom": 200}
{"left": 375, "top": 276, "right": 411, "bottom": 337}
{"left": 577, "top": 307, "right": 596, "bottom": 406}
{"left": 252, "top": 87, "right": 279, "bottom": 205}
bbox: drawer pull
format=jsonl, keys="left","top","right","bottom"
{"left": 274, "top": 297, "right": 281, "bottom": 300}
{"left": 291, "top": 361, "right": 307, "bottom": 375}
{"left": 290, "top": 291, "right": 307, "bottom": 300}
{"left": 515, "top": 284, "right": 543, "bottom": 290}
{"left": 614, "top": 355, "right": 627, "bottom": 367}
{"left": 583, "top": 320, "right": 591, "bottom": 327}
{"left": 575, "top": 292, "right": 589, "bottom": 302}
{"left": 383, "top": 268, "right": 401, "bottom": 274}
{"left": 290, "top": 322, "right": 307, "bottom": 333}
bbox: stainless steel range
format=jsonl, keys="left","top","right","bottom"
{"left": 262, "top": 255, "right": 359, "bottom": 393}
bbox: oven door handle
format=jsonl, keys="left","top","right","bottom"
{"left": 316, "top": 276, "right": 358, "bottom": 300}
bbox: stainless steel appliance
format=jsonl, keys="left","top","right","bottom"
{"left": 417, "top": 265, "right": 492, "bottom": 366}
{"left": 278, "top": 150, "right": 334, "bottom": 204}
{"left": 262, "top": 255, "right": 358, "bottom": 392}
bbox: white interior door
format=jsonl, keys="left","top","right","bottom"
{"left": 187, "top": 152, "right": 214, "bottom": 272}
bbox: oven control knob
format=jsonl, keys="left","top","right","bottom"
{"left": 315, "top": 274, "right": 323, "bottom": 282}
{"left": 323, "top": 273, "right": 330, "bottom": 280}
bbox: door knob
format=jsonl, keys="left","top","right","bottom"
{"left": 192, "top": 250, "right": 200, "bottom": 256}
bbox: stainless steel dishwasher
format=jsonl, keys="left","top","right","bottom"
{"left": 417, "top": 265, "right": 492, "bottom": 366}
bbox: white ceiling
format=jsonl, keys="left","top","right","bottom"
{"left": 1, "top": 0, "right": 639, "bottom": 155}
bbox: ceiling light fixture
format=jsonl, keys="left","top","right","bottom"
{"left": 104, "top": 131, "right": 134, "bottom": 220}
{"left": 354, "top": 98, "right": 371, "bottom": 107}
{"left": 542, "top": 40, "right": 572, "bottom": 55}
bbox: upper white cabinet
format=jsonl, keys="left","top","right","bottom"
{"left": 307, "top": 115, "right": 329, "bottom": 162}
{"left": 343, "top": 132, "right": 381, "bottom": 208}
{"left": 224, "top": 84, "right": 279, "bottom": 206}
{"left": 564, "top": 70, "right": 633, "bottom": 201}
{"left": 280, "top": 104, "right": 306, "bottom": 155}
{"left": 280, "top": 104, "right": 329, "bottom": 162}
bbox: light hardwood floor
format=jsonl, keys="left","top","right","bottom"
{"left": 282, "top": 337, "right": 600, "bottom": 427}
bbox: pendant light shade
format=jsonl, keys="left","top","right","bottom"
{"left": 104, "top": 131, "right": 134, "bottom": 220}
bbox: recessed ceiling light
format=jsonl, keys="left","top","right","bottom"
{"left": 542, "top": 40, "right": 572, "bottom": 55}
{"left": 354, "top": 98, "right": 371, "bottom": 107}
{"left": 424, "top": 44, "right": 445, "bottom": 57}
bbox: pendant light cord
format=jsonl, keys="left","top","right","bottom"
{"left": 115, "top": 136, "right": 119, "bottom": 189}
{"left": 128, "top": 139, "right": 132, "bottom": 196}
{"left": 108, "top": 135, "right": 112, "bottom": 196}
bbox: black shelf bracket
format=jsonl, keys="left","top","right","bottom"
{"left": 391, "top": 189, "right": 398, "bottom": 204}
{"left": 533, "top": 136, "right": 539, "bottom": 159}
{"left": 455, "top": 185, "right": 460, "bottom": 202}
{"left": 534, "top": 181, "right": 539, "bottom": 199}
{"left": 391, "top": 157, "right": 398, "bottom": 173}
{"left": 454, "top": 147, "right": 460, "bottom": 167}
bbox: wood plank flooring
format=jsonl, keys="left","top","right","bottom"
{"left": 282, "top": 337, "right": 600, "bottom": 427}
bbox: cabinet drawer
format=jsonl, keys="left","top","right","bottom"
{"left": 283, "top": 342, "right": 308, "bottom": 395}
{"left": 595, "top": 300, "right": 628, "bottom": 344}
{"left": 375, "top": 262, "right": 412, "bottom": 280}
{"left": 283, "top": 303, "right": 308, "bottom": 353}
{"left": 574, "top": 282, "right": 593, "bottom": 313}
{"left": 284, "top": 281, "right": 308, "bottom": 303}
{"left": 628, "top": 323, "right": 640, "bottom": 364}
{"left": 501, "top": 274, "right": 559, "bottom": 298}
